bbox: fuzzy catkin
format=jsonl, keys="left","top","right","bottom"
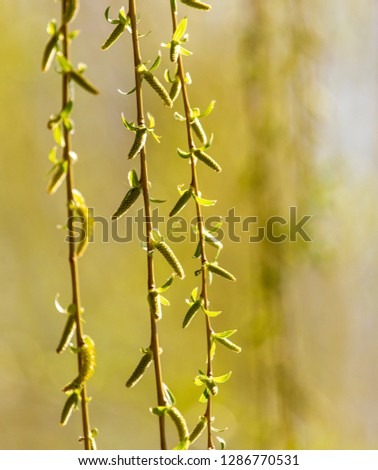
{"left": 143, "top": 72, "right": 173, "bottom": 107}
{"left": 126, "top": 350, "right": 153, "bottom": 388}
{"left": 155, "top": 241, "right": 185, "bottom": 279}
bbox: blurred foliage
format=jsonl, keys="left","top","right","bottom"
{"left": 0, "top": 0, "right": 378, "bottom": 450}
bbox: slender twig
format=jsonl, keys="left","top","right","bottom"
{"left": 61, "top": 0, "right": 91, "bottom": 450}
{"left": 129, "top": 0, "right": 168, "bottom": 450}
{"left": 169, "top": 4, "right": 214, "bottom": 450}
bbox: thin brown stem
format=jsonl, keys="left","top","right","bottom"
{"left": 170, "top": 6, "right": 214, "bottom": 450}
{"left": 129, "top": 0, "right": 167, "bottom": 450}
{"left": 61, "top": 0, "right": 91, "bottom": 451}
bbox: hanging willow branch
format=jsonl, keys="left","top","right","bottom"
{"left": 165, "top": 0, "right": 240, "bottom": 449}
{"left": 42, "top": 0, "right": 98, "bottom": 450}
{"left": 102, "top": 1, "right": 187, "bottom": 450}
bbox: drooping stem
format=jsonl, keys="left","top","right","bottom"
{"left": 61, "top": 0, "right": 91, "bottom": 451}
{"left": 169, "top": 5, "right": 214, "bottom": 450}
{"left": 129, "top": 0, "right": 167, "bottom": 450}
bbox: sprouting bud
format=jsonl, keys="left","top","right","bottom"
{"left": 182, "top": 300, "right": 202, "bottom": 328}
{"left": 63, "top": 0, "right": 79, "bottom": 24}
{"left": 207, "top": 379, "right": 218, "bottom": 396}
{"left": 148, "top": 289, "right": 162, "bottom": 321}
{"left": 60, "top": 392, "right": 79, "bottom": 426}
{"left": 155, "top": 241, "right": 185, "bottom": 279}
{"left": 143, "top": 72, "right": 173, "bottom": 108}
{"left": 180, "top": 0, "right": 212, "bottom": 11}
{"left": 69, "top": 71, "right": 100, "bottom": 95}
{"left": 169, "top": 189, "right": 192, "bottom": 217}
{"left": 189, "top": 416, "right": 207, "bottom": 444}
{"left": 128, "top": 129, "right": 147, "bottom": 160}
{"left": 101, "top": 23, "right": 126, "bottom": 50}
{"left": 62, "top": 336, "right": 96, "bottom": 392}
{"left": 170, "top": 41, "right": 180, "bottom": 62}
{"left": 191, "top": 118, "right": 207, "bottom": 146}
{"left": 56, "top": 313, "right": 76, "bottom": 354}
{"left": 112, "top": 187, "right": 141, "bottom": 220}
{"left": 167, "top": 407, "right": 189, "bottom": 442}
{"left": 193, "top": 149, "right": 222, "bottom": 173}
{"left": 126, "top": 349, "right": 153, "bottom": 388}
{"left": 169, "top": 77, "right": 182, "bottom": 103}
{"left": 214, "top": 336, "right": 241, "bottom": 353}
{"left": 206, "top": 262, "right": 236, "bottom": 282}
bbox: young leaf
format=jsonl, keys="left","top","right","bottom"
{"left": 183, "top": 300, "right": 202, "bottom": 328}
{"left": 128, "top": 169, "right": 140, "bottom": 188}
{"left": 173, "top": 17, "right": 188, "bottom": 42}
{"left": 156, "top": 274, "right": 175, "bottom": 294}
{"left": 163, "top": 383, "right": 176, "bottom": 407}
{"left": 149, "top": 52, "right": 162, "bottom": 72}
{"left": 47, "top": 161, "right": 68, "bottom": 195}
{"left": 60, "top": 392, "right": 79, "bottom": 426}
{"left": 42, "top": 32, "right": 60, "bottom": 72}
{"left": 56, "top": 313, "right": 76, "bottom": 354}
{"left": 213, "top": 371, "right": 232, "bottom": 383}
{"left": 69, "top": 71, "right": 99, "bottom": 95}
{"left": 193, "top": 193, "right": 217, "bottom": 207}
{"left": 63, "top": 0, "right": 79, "bottom": 24}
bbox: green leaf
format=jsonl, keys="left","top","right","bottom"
{"left": 52, "top": 124, "right": 65, "bottom": 148}
{"left": 128, "top": 169, "right": 139, "bottom": 188}
{"left": 121, "top": 114, "right": 138, "bottom": 132}
{"left": 70, "top": 71, "right": 99, "bottom": 95}
{"left": 47, "top": 19, "right": 57, "bottom": 36}
{"left": 159, "top": 295, "right": 170, "bottom": 306}
{"left": 213, "top": 371, "right": 232, "bottom": 384}
{"left": 177, "top": 148, "right": 191, "bottom": 159}
{"left": 149, "top": 197, "right": 166, "bottom": 204}
{"left": 199, "top": 388, "right": 210, "bottom": 403}
{"left": 193, "top": 194, "right": 217, "bottom": 207}
{"left": 202, "top": 307, "right": 221, "bottom": 317}
{"left": 190, "top": 287, "right": 198, "bottom": 302}
{"left": 56, "top": 52, "right": 72, "bottom": 72}
{"left": 149, "top": 52, "right": 162, "bottom": 72}
{"left": 54, "top": 294, "right": 66, "bottom": 314}
{"left": 216, "top": 436, "right": 226, "bottom": 450}
{"left": 48, "top": 146, "right": 58, "bottom": 164}
{"left": 215, "top": 329, "right": 237, "bottom": 339}
{"left": 157, "top": 275, "right": 175, "bottom": 294}
{"left": 41, "top": 32, "right": 60, "bottom": 72}
{"left": 174, "top": 112, "right": 186, "bottom": 122}
{"left": 173, "top": 17, "right": 188, "bottom": 42}
{"left": 199, "top": 100, "right": 216, "bottom": 118}
{"left": 163, "top": 383, "right": 176, "bottom": 407}
{"left": 180, "top": 46, "right": 192, "bottom": 56}
{"left": 147, "top": 112, "right": 155, "bottom": 129}
{"left": 150, "top": 229, "right": 162, "bottom": 243}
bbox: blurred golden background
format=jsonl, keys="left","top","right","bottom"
{"left": 1, "top": 0, "right": 377, "bottom": 449}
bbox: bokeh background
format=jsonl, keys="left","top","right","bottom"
{"left": 1, "top": 0, "right": 377, "bottom": 450}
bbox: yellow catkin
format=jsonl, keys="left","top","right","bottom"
{"left": 180, "top": 0, "right": 211, "bottom": 11}
{"left": 128, "top": 129, "right": 147, "bottom": 160}
{"left": 143, "top": 72, "right": 173, "bottom": 107}
{"left": 189, "top": 416, "right": 207, "bottom": 443}
{"left": 62, "top": 336, "right": 96, "bottom": 391}
{"left": 167, "top": 407, "right": 189, "bottom": 442}
{"left": 193, "top": 149, "right": 222, "bottom": 173}
{"left": 112, "top": 187, "right": 141, "bottom": 220}
{"left": 207, "top": 263, "right": 236, "bottom": 281}
{"left": 101, "top": 23, "right": 126, "bottom": 50}
{"left": 155, "top": 241, "right": 185, "bottom": 279}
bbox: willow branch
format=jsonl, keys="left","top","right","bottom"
{"left": 129, "top": 0, "right": 168, "bottom": 450}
